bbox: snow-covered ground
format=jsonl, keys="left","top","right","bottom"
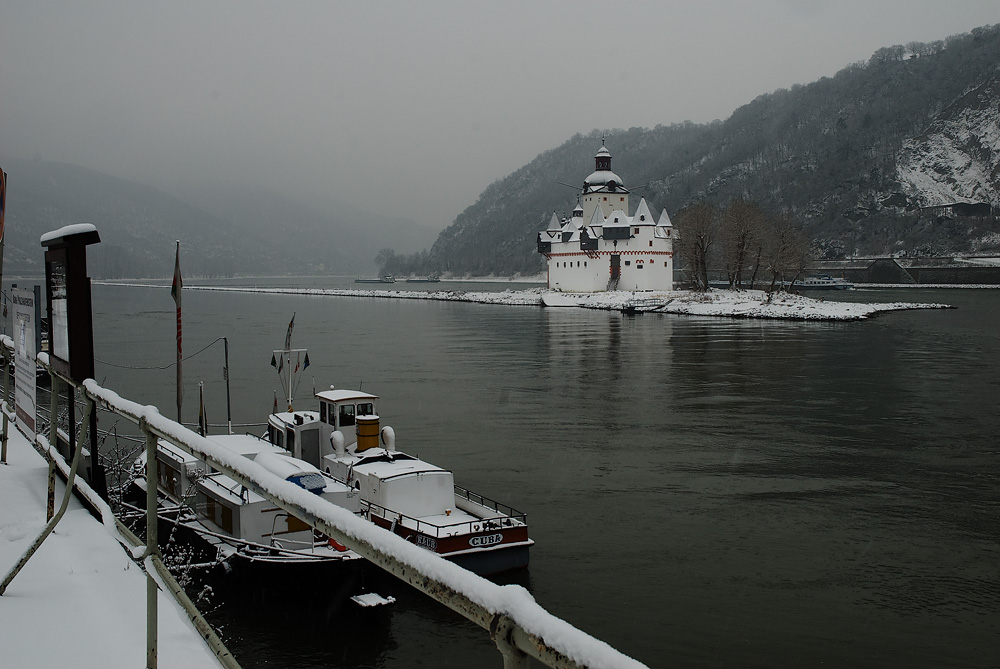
{"left": 178, "top": 285, "right": 951, "bottom": 321}
{"left": 0, "top": 430, "right": 221, "bottom": 668}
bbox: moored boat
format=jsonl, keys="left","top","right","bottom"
{"left": 265, "top": 389, "right": 532, "bottom": 575}
{"left": 134, "top": 432, "right": 365, "bottom": 567}
{"left": 354, "top": 275, "right": 396, "bottom": 284}
{"left": 790, "top": 275, "right": 854, "bottom": 290}
{"left": 263, "top": 336, "right": 532, "bottom": 575}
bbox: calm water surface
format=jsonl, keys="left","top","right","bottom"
{"left": 82, "top": 281, "right": 1000, "bottom": 668}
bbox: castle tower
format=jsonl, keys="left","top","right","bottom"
{"left": 581, "top": 142, "right": 629, "bottom": 225}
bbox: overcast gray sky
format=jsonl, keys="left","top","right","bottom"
{"left": 2, "top": 1, "right": 998, "bottom": 230}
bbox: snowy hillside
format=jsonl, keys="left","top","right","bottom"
{"left": 896, "top": 76, "right": 1000, "bottom": 207}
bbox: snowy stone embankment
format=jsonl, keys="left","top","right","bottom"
{"left": 183, "top": 285, "right": 952, "bottom": 321}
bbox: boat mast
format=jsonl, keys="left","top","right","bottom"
{"left": 272, "top": 346, "right": 307, "bottom": 412}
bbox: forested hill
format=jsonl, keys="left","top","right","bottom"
{"left": 382, "top": 24, "right": 1000, "bottom": 277}
{"left": 0, "top": 159, "right": 437, "bottom": 279}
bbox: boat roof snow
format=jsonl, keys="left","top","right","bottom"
{"left": 317, "top": 388, "right": 379, "bottom": 403}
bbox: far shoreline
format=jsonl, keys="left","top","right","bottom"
{"left": 93, "top": 282, "right": 955, "bottom": 322}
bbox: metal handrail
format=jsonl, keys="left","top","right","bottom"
{"left": 454, "top": 484, "right": 528, "bottom": 521}
{"left": 363, "top": 499, "right": 525, "bottom": 539}
{"left": 6, "top": 342, "right": 647, "bottom": 669}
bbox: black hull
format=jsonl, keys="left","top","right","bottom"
{"left": 446, "top": 544, "right": 531, "bottom": 576}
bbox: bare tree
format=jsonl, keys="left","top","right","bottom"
{"left": 675, "top": 201, "right": 718, "bottom": 291}
{"left": 762, "top": 213, "right": 812, "bottom": 293}
{"left": 721, "top": 198, "right": 767, "bottom": 289}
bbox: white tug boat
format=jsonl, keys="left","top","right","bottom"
{"left": 266, "top": 387, "right": 533, "bottom": 575}
{"left": 262, "top": 323, "right": 532, "bottom": 575}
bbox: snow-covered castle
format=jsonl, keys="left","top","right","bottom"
{"left": 536, "top": 143, "right": 674, "bottom": 292}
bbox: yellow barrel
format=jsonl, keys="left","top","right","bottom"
{"left": 356, "top": 416, "right": 381, "bottom": 452}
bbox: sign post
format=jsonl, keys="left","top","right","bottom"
{"left": 41, "top": 223, "right": 106, "bottom": 498}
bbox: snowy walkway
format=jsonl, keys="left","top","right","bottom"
{"left": 0, "top": 428, "right": 221, "bottom": 668}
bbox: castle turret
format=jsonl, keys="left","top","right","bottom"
{"left": 581, "top": 142, "right": 629, "bottom": 225}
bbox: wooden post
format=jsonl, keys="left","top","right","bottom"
{"left": 143, "top": 420, "right": 159, "bottom": 669}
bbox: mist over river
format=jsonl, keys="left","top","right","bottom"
{"left": 84, "top": 280, "right": 1000, "bottom": 668}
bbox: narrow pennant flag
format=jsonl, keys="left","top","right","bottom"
{"left": 171, "top": 241, "right": 182, "bottom": 307}
{"left": 270, "top": 353, "right": 277, "bottom": 368}
{"left": 284, "top": 312, "right": 295, "bottom": 350}
{"left": 303, "top": 352, "right": 310, "bottom": 370}
{"left": 278, "top": 354, "right": 284, "bottom": 374}
{"left": 198, "top": 382, "right": 207, "bottom": 437}
{"left": 294, "top": 352, "right": 301, "bottom": 373}
{"left": 273, "top": 391, "right": 278, "bottom": 413}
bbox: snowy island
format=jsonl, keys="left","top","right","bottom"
{"left": 179, "top": 285, "right": 952, "bottom": 321}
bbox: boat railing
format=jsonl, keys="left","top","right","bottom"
{"left": 454, "top": 485, "right": 528, "bottom": 525}
{"left": 361, "top": 500, "right": 524, "bottom": 539}
{"left": 1, "top": 339, "right": 647, "bottom": 669}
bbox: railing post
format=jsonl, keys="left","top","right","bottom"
{"left": 142, "top": 419, "right": 159, "bottom": 669}
{"left": 46, "top": 460, "right": 56, "bottom": 521}
{"left": 47, "top": 375, "right": 61, "bottom": 516}
{"left": 491, "top": 614, "right": 530, "bottom": 669}
{"left": 1, "top": 346, "right": 9, "bottom": 465}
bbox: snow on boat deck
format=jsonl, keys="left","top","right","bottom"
{"left": 114, "top": 283, "right": 952, "bottom": 321}
{"left": 0, "top": 430, "right": 221, "bottom": 668}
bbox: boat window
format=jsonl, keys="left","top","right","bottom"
{"left": 357, "top": 402, "right": 374, "bottom": 416}
{"left": 339, "top": 404, "right": 356, "bottom": 427}
{"left": 320, "top": 402, "right": 327, "bottom": 422}
{"left": 286, "top": 428, "right": 295, "bottom": 452}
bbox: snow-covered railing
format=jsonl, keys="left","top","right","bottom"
{"left": 31, "top": 365, "right": 645, "bottom": 669}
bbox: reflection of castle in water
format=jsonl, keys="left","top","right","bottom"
{"left": 537, "top": 142, "right": 675, "bottom": 292}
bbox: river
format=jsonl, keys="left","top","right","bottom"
{"left": 75, "top": 280, "right": 1000, "bottom": 667}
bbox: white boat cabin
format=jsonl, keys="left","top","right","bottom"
{"left": 152, "top": 434, "right": 360, "bottom": 551}
{"left": 267, "top": 388, "right": 460, "bottom": 522}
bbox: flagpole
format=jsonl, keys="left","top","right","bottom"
{"left": 171, "top": 241, "right": 183, "bottom": 423}
{"left": 0, "top": 169, "right": 7, "bottom": 330}
{"left": 223, "top": 337, "right": 232, "bottom": 434}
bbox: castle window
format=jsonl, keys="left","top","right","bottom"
{"left": 620, "top": 197, "right": 625, "bottom": 202}
{"left": 577, "top": 261, "right": 580, "bottom": 267}
{"left": 640, "top": 215, "right": 645, "bottom": 221}
{"left": 637, "top": 264, "right": 645, "bottom": 270}
{"left": 633, "top": 227, "right": 639, "bottom": 234}
{"left": 584, "top": 261, "right": 587, "bottom": 267}
{"left": 603, "top": 197, "right": 607, "bottom": 201}
{"left": 624, "top": 260, "right": 631, "bottom": 266}
{"left": 649, "top": 241, "right": 653, "bottom": 247}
